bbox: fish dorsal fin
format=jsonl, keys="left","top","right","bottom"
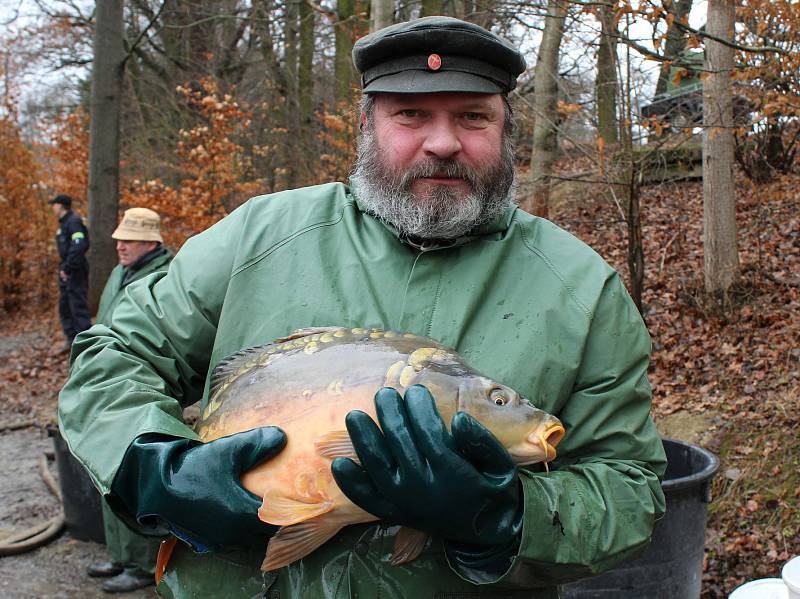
{"left": 391, "top": 527, "right": 429, "bottom": 566}
{"left": 209, "top": 327, "right": 344, "bottom": 399}
{"left": 274, "top": 326, "right": 345, "bottom": 343}
{"left": 262, "top": 517, "right": 343, "bottom": 572}
{"left": 315, "top": 431, "right": 360, "bottom": 464}
{"left": 209, "top": 344, "right": 273, "bottom": 399}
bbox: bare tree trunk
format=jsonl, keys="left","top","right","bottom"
{"left": 298, "top": 1, "right": 316, "bottom": 181}
{"left": 596, "top": 2, "right": 618, "bottom": 145}
{"left": 421, "top": 0, "right": 443, "bottom": 17}
{"left": 472, "top": 0, "right": 495, "bottom": 29}
{"left": 87, "top": 0, "right": 124, "bottom": 313}
{"left": 371, "top": 0, "right": 394, "bottom": 31}
{"left": 523, "top": 0, "right": 568, "bottom": 218}
{"left": 655, "top": 0, "right": 694, "bottom": 96}
{"left": 335, "top": 0, "right": 359, "bottom": 107}
{"left": 450, "top": 0, "right": 466, "bottom": 19}
{"left": 284, "top": 0, "right": 300, "bottom": 187}
{"left": 620, "top": 13, "right": 643, "bottom": 313}
{"left": 703, "top": 0, "right": 739, "bottom": 294}
{"left": 624, "top": 161, "right": 644, "bottom": 313}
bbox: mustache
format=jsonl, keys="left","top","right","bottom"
{"left": 398, "top": 159, "right": 481, "bottom": 189}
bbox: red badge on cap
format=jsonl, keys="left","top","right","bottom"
{"left": 427, "top": 53, "right": 442, "bottom": 71}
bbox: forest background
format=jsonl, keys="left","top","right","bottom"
{"left": 0, "top": 1, "right": 798, "bottom": 598}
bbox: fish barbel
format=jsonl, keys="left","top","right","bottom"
{"left": 194, "top": 327, "right": 565, "bottom": 572}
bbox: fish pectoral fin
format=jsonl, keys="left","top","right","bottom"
{"left": 315, "top": 430, "right": 360, "bottom": 464}
{"left": 261, "top": 517, "right": 342, "bottom": 572}
{"left": 391, "top": 527, "right": 429, "bottom": 566}
{"left": 258, "top": 494, "right": 334, "bottom": 527}
{"left": 275, "top": 327, "right": 343, "bottom": 343}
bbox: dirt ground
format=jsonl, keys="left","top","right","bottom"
{"left": 0, "top": 426, "right": 156, "bottom": 599}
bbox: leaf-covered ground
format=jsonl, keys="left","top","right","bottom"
{"left": 0, "top": 167, "right": 797, "bottom": 597}
{"left": 550, "top": 164, "right": 799, "bottom": 597}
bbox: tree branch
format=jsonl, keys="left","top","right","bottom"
{"left": 303, "top": 0, "right": 336, "bottom": 19}
{"left": 123, "top": 0, "right": 169, "bottom": 68}
{"left": 674, "top": 20, "right": 786, "bottom": 56}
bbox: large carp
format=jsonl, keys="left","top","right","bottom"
{"left": 195, "top": 326, "right": 565, "bottom": 572}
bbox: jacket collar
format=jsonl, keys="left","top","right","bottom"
{"left": 349, "top": 186, "right": 517, "bottom": 250}
{"left": 121, "top": 245, "right": 169, "bottom": 286}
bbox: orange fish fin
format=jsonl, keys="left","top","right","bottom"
{"left": 155, "top": 536, "right": 178, "bottom": 585}
{"left": 258, "top": 494, "right": 334, "bottom": 527}
{"left": 390, "top": 527, "right": 429, "bottom": 566}
{"left": 315, "top": 430, "right": 360, "bottom": 463}
{"left": 261, "top": 517, "right": 342, "bottom": 571}
{"left": 275, "top": 327, "right": 343, "bottom": 342}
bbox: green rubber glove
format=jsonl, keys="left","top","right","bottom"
{"left": 331, "top": 385, "right": 522, "bottom": 548}
{"left": 111, "top": 427, "right": 286, "bottom": 553}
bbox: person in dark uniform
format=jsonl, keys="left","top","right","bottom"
{"left": 50, "top": 194, "right": 91, "bottom": 348}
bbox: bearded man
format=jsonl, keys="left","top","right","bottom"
{"left": 59, "top": 17, "right": 666, "bottom": 599}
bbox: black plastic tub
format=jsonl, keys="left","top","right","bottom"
{"left": 50, "top": 428, "right": 105, "bottom": 544}
{"left": 561, "top": 438, "right": 720, "bottom": 599}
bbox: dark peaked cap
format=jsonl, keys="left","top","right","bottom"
{"left": 49, "top": 194, "right": 72, "bottom": 207}
{"left": 353, "top": 17, "right": 526, "bottom": 95}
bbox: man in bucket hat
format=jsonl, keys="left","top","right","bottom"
{"left": 60, "top": 17, "right": 665, "bottom": 598}
{"left": 94, "top": 208, "right": 171, "bottom": 324}
{"left": 86, "top": 207, "right": 172, "bottom": 593}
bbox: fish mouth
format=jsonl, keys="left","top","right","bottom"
{"left": 541, "top": 422, "right": 565, "bottom": 461}
{"left": 508, "top": 422, "right": 566, "bottom": 467}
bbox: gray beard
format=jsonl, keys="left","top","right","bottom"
{"left": 349, "top": 128, "right": 517, "bottom": 240}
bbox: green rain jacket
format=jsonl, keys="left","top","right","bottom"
{"left": 95, "top": 246, "right": 173, "bottom": 572}
{"left": 96, "top": 247, "right": 174, "bottom": 325}
{"left": 59, "top": 183, "right": 666, "bottom": 599}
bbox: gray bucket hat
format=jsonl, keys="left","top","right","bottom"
{"left": 353, "top": 17, "right": 526, "bottom": 94}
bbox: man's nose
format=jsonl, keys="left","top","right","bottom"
{"left": 421, "top": 118, "right": 461, "bottom": 159}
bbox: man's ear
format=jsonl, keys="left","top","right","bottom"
{"left": 359, "top": 111, "right": 367, "bottom": 132}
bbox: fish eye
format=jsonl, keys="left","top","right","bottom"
{"left": 490, "top": 388, "right": 508, "bottom": 406}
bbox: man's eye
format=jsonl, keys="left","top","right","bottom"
{"left": 463, "top": 112, "right": 485, "bottom": 121}
{"left": 399, "top": 109, "right": 419, "bottom": 118}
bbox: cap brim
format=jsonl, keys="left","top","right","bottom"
{"left": 363, "top": 70, "right": 503, "bottom": 94}
{"left": 112, "top": 228, "right": 163, "bottom": 242}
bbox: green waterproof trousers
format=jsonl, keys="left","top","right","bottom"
{"left": 102, "top": 500, "right": 161, "bottom": 573}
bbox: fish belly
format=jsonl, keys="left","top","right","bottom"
{"left": 237, "top": 390, "right": 376, "bottom": 526}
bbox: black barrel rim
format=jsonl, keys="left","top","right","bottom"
{"left": 661, "top": 437, "right": 720, "bottom": 492}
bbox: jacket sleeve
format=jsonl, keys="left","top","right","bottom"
{"left": 58, "top": 210, "right": 244, "bottom": 493}
{"left": 447, "top": 273, "right": 667, "bottom": 587}
{"left": 62, "top": 215, "right": 89, "bottom": 274}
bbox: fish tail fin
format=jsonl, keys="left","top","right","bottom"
{"left": 155, "top": 536, "right": 178, "bottom": 585}
{"left": 261, "top": 516, "right": 342, "bottom": 571}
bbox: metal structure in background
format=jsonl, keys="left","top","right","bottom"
{"left": 641, "top": 50, "right": 751, "bottom": 132}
